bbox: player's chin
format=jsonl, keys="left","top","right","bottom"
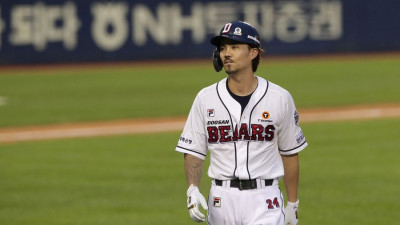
{"left": 224, "top": 68, "right": 238, "bottom": 75}
{"left": 223, "top": 65, "right": 235, "bottom": 73}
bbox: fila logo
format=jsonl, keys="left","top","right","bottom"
{"left": 222, "top": 23, "right": 232, "bottom": 33}
{"left": 208, "top": 109, "right": 215, "bottom": 117}
{"left": 213, "top": 197, "right": 221, "bottom": 207}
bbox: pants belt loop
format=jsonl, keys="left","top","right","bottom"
{"left": 225, "top": 180, "right": 230, "bottom": 189}
{"left": 258, "top": 179, "right": 264, "bottom": 189}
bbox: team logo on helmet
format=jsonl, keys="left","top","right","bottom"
{"left": 262, "top": 111, "right": 270, "bottom": 119}
{"left": 233, "top": 27, "right": 242, "bottom": 36}
{"left": 222, "top": 23, "right": 232, "bottom": 34}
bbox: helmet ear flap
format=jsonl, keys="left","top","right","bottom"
{"left": 213, "top": 49, "right": 223, "bottom": 72}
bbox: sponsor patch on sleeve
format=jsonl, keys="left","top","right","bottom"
{"left": 179, "top": 136, "right": 193, "bottom": 144}
{"left": 295, "top": 131, "right": 305, "bottom": 144}
{"left": 294, "top": 110, "right": 299, "bottom": 126}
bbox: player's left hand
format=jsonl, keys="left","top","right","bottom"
{"left": 284, "top": 200, "right": 299, "bottom": 225}
{"left": 186, "top": 184, "right": 208, "bottom": 222}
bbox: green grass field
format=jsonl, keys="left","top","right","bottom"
{"left": 0, "top": 55, "right": 400, "bottom": 225}
{"left": 0, "top": 55, "right": 399, "bottom": 127}
{"left": 0, "top": 119, "right": 399, "bottom": 225}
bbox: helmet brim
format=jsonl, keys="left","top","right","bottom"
{"left": 210, "top": 35, "right": 259, "bottom": 47}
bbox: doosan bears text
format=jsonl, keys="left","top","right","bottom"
{"left": 207, "top": 123, "right": 275, "bottom": 143}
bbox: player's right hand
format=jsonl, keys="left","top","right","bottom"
{"left": 186, "top": 184, "right": 208, "bottom": 222}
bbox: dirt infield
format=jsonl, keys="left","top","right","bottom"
{"left": 0, "top": 103, "right": 399, "bottom": 144}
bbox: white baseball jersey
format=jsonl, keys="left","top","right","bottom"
{"left": 176, "top": 76, "right": 307, "bottom": 180}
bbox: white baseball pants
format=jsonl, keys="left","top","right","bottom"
{"left": 207, "top": 179, "right": 284, "bottom": 225}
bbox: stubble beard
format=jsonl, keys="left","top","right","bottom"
{"left": 224, "top": 64, "right": 239, "bottom": 76}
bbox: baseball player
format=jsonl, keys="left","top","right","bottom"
{"left": 176, "top": 21, "right": 307, "bottom": 225}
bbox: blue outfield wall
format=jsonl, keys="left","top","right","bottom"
{"left": 0, "top": 0, "right": 399, "bottom": 64}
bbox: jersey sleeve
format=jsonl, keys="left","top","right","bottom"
{"left": 278, "top": 91, "right": 308, "bottom": 155}
{"left": 175, "top": 94, "right": 207, "bottom": 160}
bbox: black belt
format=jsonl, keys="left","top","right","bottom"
{"left": 215, "top": 179, "right": 274, "bottom": 190}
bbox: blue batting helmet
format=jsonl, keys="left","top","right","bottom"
{"left": 210, "top": 21, "right": 261, "bottom": 47}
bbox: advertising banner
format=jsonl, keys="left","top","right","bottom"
{"left": 0, "top": 0, "right": 399, "bottom": 64}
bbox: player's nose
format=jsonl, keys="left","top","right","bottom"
{"left": 223, "top": 49, "right": 232, "bottom": 59}
{"left": 226, "top": 46, "right": 234, "bottom": 55}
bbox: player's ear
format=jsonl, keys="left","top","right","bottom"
{"left": 213, "top": 49, "right": 223, "bottom": 72}
{"left": 251, "top": 47, "right": 263, "bottom": 72}
{"left": 249, "top": 47, "right": 259, "bottom": 60}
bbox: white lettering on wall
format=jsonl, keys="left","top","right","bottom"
{"left": 203, "top": 2, "right": 238, "bottom": 35}
{"left": 8, "top": 1, "right": 80, "bottom": 51}
{"left": 169, "top": 2, "right": 204, "bottom": 44}
{"left": 132, "top": 3, "right": 205, "bottom": 46}
{"left": 243, "top": 2, "right": 274, "bottom": 41}
{"left": 310, "top": 1, "right": 342, "bottom": 40}
{"left": 1, "top": 0, "right": 343, "bottom": 52}
{"left": 275, "top": 2, "right": 309, "bottom": 43}
{"left": 91, "top": 2, "right": 129, "bottom": 51}
{"left": 132, "top": 0, "right": 342, "bottom": 46}
{"left": 133, "top": 4, "right": 172, "bottom": 46}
